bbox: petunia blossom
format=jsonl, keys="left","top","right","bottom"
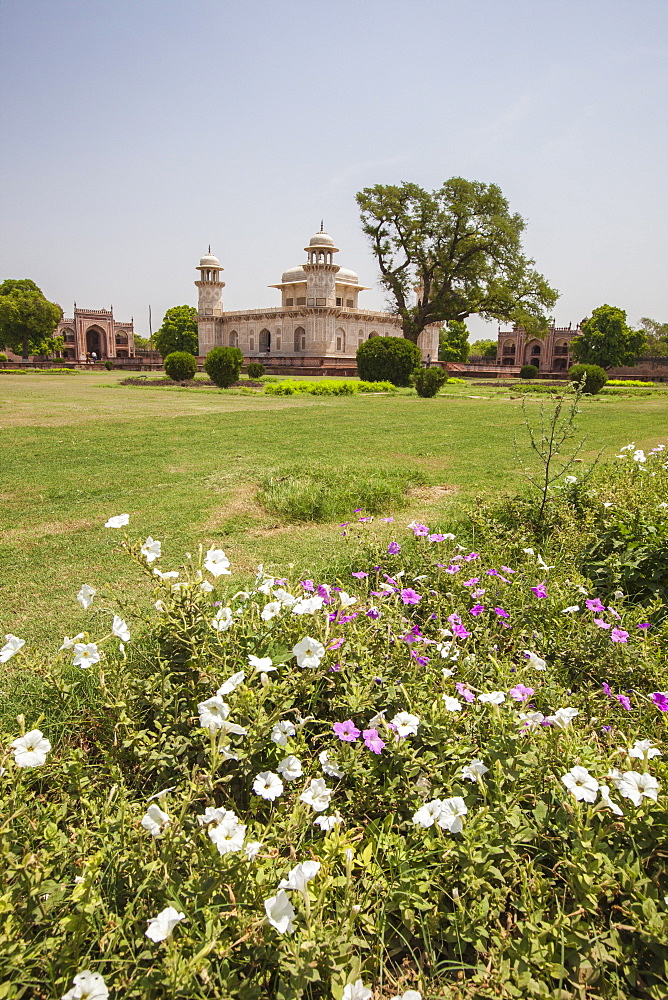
{"left": 278, "top": 860, "right": 321, "bottom": 895}
{"left": 141, "top": 803, "right": 170, "bottom": 838}
{"left": 11, "top": 729, "right": 52, "bottom": 768}
{"left": 0, "top": 634, "right": 26, "bottom": 663}
{"left": 217, "top": 670, "right": 245, "bottom": 695}
{"left": 77, "top": 584, "right": 96, "bottom": 609}
{"left": 478, "top": 691, "right": 505, "bottom": 705}
{"left": 610, "top": 628, "right": 629, "bottom": 643}
{"left": 651, "top": 691, "right": 668, "bottom": 711}
{"left": 197, "top": 696, "right": 230, "bottom": 731}
{"left": 104, "top": 514, "right": 129, "bottom": 529}
{"left": 333, "top": 719, "right": 361, "bottom": 742}
{"left": 362, "top": 728, "right": 385, "bottom": 753}
{"left": 293, "top": 636, "right": 325, "bottom": 669}
{"left": 531, "top": 583, "right": 548, "bottom": 599}
{"left": 442, "top": 695, "right": 462, "bottom": 712}
{"left": 342, "top": 981, "right": 373, "bottom": 1000}
{"left": 613, "top": 770, "right": 660, "bottom": 806}
{"left": 72, "top": 643, "right": 100, "bottom": 668}
{"left": 561, "top": 766, "right": 599, "bottom": 803}
{"left": 628, "top": 739, "right": 662, "bottom": 760}
{"left": 509, "top": 684, "right": 534, "bottom": 702}
{"left": 61, "top": 971, "right": 109, "bottom": 1000}
{"left": 111, "top": 616, "right": 130, "bottom": 642}
{"left": 253, "top": 771, "right": 284, "bottom": 801}
{"left": 400, "top": 588, "right": 421, "bottom": 605}
{"left": 390, "top": 711, "right": 420, "bottom": 737}
{"left": 277, "top": 755, "right": 303, "bottom": 781}
{"left": 140, "top": 537, "right": 162, "bottom": 563}
{"left": 209, "top": 817, "right": 247, "bottom": 855}
{"left": 319, "top": 750, "right": 345, "bottom": 778}
{"left": 300, "top": 777, "right": 332, "bottom": 812}
{"left": 271, "top": 720, "right": 296, "bottom": 746}
{"left": 461, "top": 759, "right": 489, "bottom": 782}
{"left": 203, "top": 547, "right": 231, "bottom": 577}
{"left": 145, "top": 906, "right": 185, "bottom": 942}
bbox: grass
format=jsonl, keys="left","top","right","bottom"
{"left": 1, "top": 369, "right": 667, "bottom": 644}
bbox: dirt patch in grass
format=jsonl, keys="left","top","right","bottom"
{"left": 407, "top": 484, "right": 458, "bottom": 502}
{"left": 3, "top": 518, "right": 94, "bottom": 543}
{"left": 119, "top": 377, "right": 265, "bottom": 389}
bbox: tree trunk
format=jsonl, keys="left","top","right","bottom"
{"left": 22, "top": 332, "right": 29, "bottom": 361}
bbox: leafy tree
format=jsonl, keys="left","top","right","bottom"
{"left": 469, "top": 338, "right": 498, "bottom": 359}
{"left": 438, "top": 320, "right": 470, "bottom": 363}
{"left": 638, "top": 317, "right": 668, "bottom": 357}
{"left": 571, "top": 305, "right": 646, "bottom": 369}
{"left": 133, "top": 334, "right": 155, "bottom": 350}
{"left": 0, "top": 278, "right": 63, "bottom": 359}
{"left": 356, "top": 177, "right": 558, "bottom": 344}
{"left": 164, "top": 351, "right": 197, "bottom": 381}
{"left": 154, "top": 305, "right": 198, "bottom": 358}
{"left": 356, "top": 337, "right": 421, "bottom": 386}
{"left": 204, "top": 346, "right": 244, "bottom": 388}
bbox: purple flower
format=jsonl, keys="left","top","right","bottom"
{"left": 651, "top": 691, "right": 668, "bottom": 711}
{"left": 637, "top": 622, "right": 652, "bottom": 630}
{"left": 329, "top": 662, "right": 342, "bottom": 672}
{"left": 509, "top": 684, "right": 534, "bottom": 702}
{"left": 445, "top": 565, "right": 460, "bottom": 574}
{"left": 362, "top": 728, "right": 385, "bottom": 754}
{"left": 494, "top": 607, "right": 509, "bottom": 618}
{"left": 452, "top": 623, "right": 471, "bottom": 639}
{"left": 615, "top": 693, "right": 632, "bottom": 710}
{"left": 400, "top": 588, "right": 422, "bottom": 605}
{"left": 464, "top": 552, "right": 479, "bottom": 562}
{"left": 471, "top": 588, "right": 486, "bottom": 598}
{"left": 328, "top": 637, "right": 345, "bottom": 650}
{"left": 411, "top": 652, "right": 430, "bottom": 666}
{"left": 487, "top": 568, "right": 498, "bottom": 577}
{"left": 366, "top": 607, "right": 380, "bottom": 620}
{"left": 339, "top": 522, "right": 350, "bottom": 528}
{"left": 463, "top": 577, "right": 479, "bottom": 587}
{"left": 602, "top": 682, "right": 612, "bottom": 697}
{"left": 387, "top": 541, "right": 401, "bottom": 555}
{"left": 412, "top": 523, "right": 429, "bottom": 537}
{"left": 608, "top": 607, "right": 622, "bottom": 620}
{"left": 359, "top": 516, "right": 373, "bottom": 523}
{"left": 469, "top": 603, "right": 485, "bottom": 616}
{"left": 594, "top": 618, "right": 611, "bottom": 629}
{"left": 333, "top": 720, "right": 361, "bottom": 742}
{"left": 354, "top": 508, "right": 363, "bottom": 513}
{"left": 586, "top": 598, "right": 605, "bottom": 612}
{"left": 611, "top": 628, "right": 629, "bottom": 643}
{"left": 428, "top": 533, "right": 447, "bottom": 542}
{"left": 352, "top": 571, "right": 368, "bottom": 579}
{"left": 339, "top": 613, "right": 358, "bottom": 624}
{"left": 380, "top": 516, "right": 394, "bottom": 523}
{"left": 317, "top": 584, "right": 331, "bottom": 603}
{"left": 531, "top": 583, "right": 548, "bottom": 599}
{"left": 500, "top": 566, "right": 515, "bottom": 574}
{"left": 456, "top": 682, "right": 475, "bottom": 703}
{"left": 300, "top": 579, "right": 314, "bottom": 592}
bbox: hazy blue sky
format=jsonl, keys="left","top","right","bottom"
{"left": 1, "top": 0, "right": 666, "bottom": 340}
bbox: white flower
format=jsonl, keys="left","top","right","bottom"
{"left": 154, "top": 569, "right": 179, "bottom": 581}
{"left": 217, "top": 670, "right": 245, "bottom": 695}
{"left": 140, "top": 537, "right": 162, "bottom": 563}
{"left": 77, "top": 584, "right": 96, "bottom": 609}
{"left": 478, "top": 691, "right": 505, "bottom": 704}
{"left": 523, "top": 547, "right": 535, "bottom": 555}
{"left": 564, "top": 475, "right": 577, "bottom": 484}
{"left": 338, "top": 591, "right": 357, "bottom": 608}
{"left": 412, "top": 799, "right": 444, "bottom": 828}
{"left": 319, "top": 750, "right": 345, "bottom": 778}
{"left": 461, "top": 759, "right": 489, "bottom": 782}
{"left": 147, "top": 786, "right": 175, "bottom": 802}
{"left": 111, "top": 615, "right": 130, "bottom": 642}
{"left": 72, "top": 643, "right": 100, "bottom": 668}
{"left": 279, "top": 860, "right": 321, "bottom": 894}
{"left": 0, "top": 634, "right": 26, "bottom": 662}
{"left": 615, "top": 770, "right": 660, "bottom": 807}
{"left": 342, "top": 981, "right": 373, "bottom": 1000}
{"left": 104, "top": 514, "right": 129, "bottom": 529}
{"left": 264, "top": 889, "right": 295, "bottom": 934}
{"left": 253, "top": 771, "right": 284, "bottom": 801}
{"left": 523, "top": 651, "right": 547, "bottom": 670}
{"left": 517, "top": 711, "right": 545, "bottom": 729}
{"left": 141, "top": 803, "right": 170, "bottom": 838}
{"left": 257, "top": 578, "right": 275, "bottom": 595}
{"left": 391, "top": 711, "right": 420, "bottom": 737}
{"left": 561, "top": 766, "right": 599, "bottom": 803}
{"left": 261, "top": 601, "right": 282, "bottom": 621}
{"left": 216, "top": 719, "right": 247, "bottom": 738}
{"left": 292, "top": 595, "right": 324, "bottom": 615}
{"left": 197, "top": 696, "right": 230, "bottom": 731}
{"left": 272, "top": 588, "right": 297, "bottom": 606}
{"left": 300, "top": 777, "right": 332, "bottom": 812}
{"left": 211, "top": 607, "right": 233, "bottom": 631}
{"left": 391, "top": 992, "right": 422, "bottom": 1000}
{"left": 245, "top": 840, "right": 262, "bottom": 859}
{"left": 61, "top": 970, "right": 109, "bottom": 1000}
{"left": 59, "top": 633, "right": 85, "bottom": 651}
{"left": 277, "top": 755, "right": 303, "bottom": 781}
{"left": 598, "top": 785, "right": 624, "bottom": 816}
{"left": 628, "top": 739, "right": 662, "bottom": 760}
{"left": 442, "top": 695, "right": 462, "bottom": 712}
{"left": 145, "top": 905, "right": 185, "bottom": 942}
{"left": 249, "top": 653, "right": 275, "bottom": 672}
{"left": 200, "top": 580, "right": 214, "bottom": 592}
{"left": 633, "top": 449, "right": 647, "bottom": 463}
{"left": 292, "top": 636, "right": 325, "bottom": 669}
{"left": 11, "top": 729, "right": 52, "bottom": 768}
{"left": 204, "top": 547, "right": 231, "bottom": 577}
{"left": 547, "top": 707, "right": 579, "bottom": 729}
{"left": 314, "top": 813, "right": 342, "bottom": 831}
{"left": 436, "top": 641, "right": 460, "bottom": 661}
{"left": 271, "top": 720, "right": 296, "bottom": 745}
{"left": 561, "top": 605, "right": 580, "bottom": 614}
{"left": 209, "top": 817, "right": 246, "bottom": 854}
{"left": 438, "top": 796, "right": 468, "bottom": 833}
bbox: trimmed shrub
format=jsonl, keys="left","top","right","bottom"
{"left": 203, "top": 346, "right": 244, "bottom": 388}
{"left": 0, "top": 353, "right": 7, "bottom": 362}
{"left": 164, "top": 351, "right": 197, "bottom": 381}
{"left": 607, "top": 379, "right": 655, "bottom": 387}
{"left": 357, "top": 380, "right": 396, "bottom": 393}
{"left": 356, "top": 336, "right": 421, "bottom": 386}
{"left": 246, "top": 362, "right": 265, "bottom": 379}
{"left": 412, "top": 367, "right": 447, "bottom": 397}
{"left": 568, "top": 363, "right": 607, "bottom": 394}
{"left": 520, "top": 364, "right": 539, "bottom": 379}
{"left": 104, "top": 359, "right": 114, "bottom": 370}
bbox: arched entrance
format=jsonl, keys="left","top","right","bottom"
{"left": 86, "top": 326, "right": 105, "bottom": 359}
{"left": 259, "top": 329, "right": 271, "bottom": 352}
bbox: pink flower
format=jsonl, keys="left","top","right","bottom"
{"left": 531, "top": 583, "right": 548, "bottom": 599}
{"left": 652, "top": 691, "right": 668, "bottom": 711}
{"left": 469, "top": 604, "right": 485, "bottom": 616}
{"left": 380, "top": 517, "right": 395, "bottom": 523}
{"left": 452, "top": 623, "right": 471, "bottom": 639}
{"left": 494, "top": 607, "right": 509, "bottom": 618}
{"left": 500, "top": 566, "right": 515, "bottom": 574}
{"left": 463, "top": 577, "right": 479, "bottom": 587}
{"left": 333, "top": 720, "right": 361, "bottom": 742}
{"left": 509, "top": 684, "right": 534, "bottom": 701}
{"left": 615, "top": 693, "right": 632, "bottom": 709}
{"left": 471, "top": 588, "right": 486, "bottom": 598}
{"left": 352, "top": 571, "right": 368, "bottom": 579}
{"left": 328, "top": 637, "right": 345, "bottom": 650}
{"left": 387, "top": 542, "right": 401, "bottom": 555}
{"left": 412, "top": 524, "right": 429, "bottom": 536}
{"left": 362, "top": 728, "right": 385, "bottom": 754}
{"left": 464, "top": 552, "right": 479, "bottom": 562}
{"left": 400, "top": 588, "right": 422, "bottom": 605}
{"left": 447, "top": 613, "right": 462, "bottom": 625}
{"left": 456, "top": 682, "right": 475, "bottom": 703}
{"left": 637, "top": 622, "right": 651, "bottom": 630}
{"left": 301, "top": 579, "right": 314, "bottom": 591}
{"left": 445, "top": 564, "right": 460, "bottom": 574}
{"left": 411, "top": 651, "right": 430, "bottom": 666}
{"left": 611, "top": 628, "right": 629, "bottom": 643}
{"left": 602, "top": 682, "right": 612, "bottom": 696}
{"left": 594, "top": 618, "right": 611, "bottom": 629}
{"left": 428, "top": 533, "right": 447, "bottom": 542}
{"left": 586, "top": 598, "right": 605, "bottom": 612}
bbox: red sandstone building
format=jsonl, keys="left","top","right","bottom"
{"left": 56, "top": 306, "right": 135, "bottom": 360}
{"left": 496, "top": 322, "right": 580, "bottom": 372}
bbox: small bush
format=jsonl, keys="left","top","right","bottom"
{"left": 104, "top": 359, "right": 114, "bottom": 370}
{"left": 264, "top": 379, "right": 395, "bottom": 397}
{"left": 204, "top": 346, "right": 244, "bottom": 388}
{"left": 520, "top": 364, "right": 539, "bottom": 379}
{"left": 607, "top": 379, "right": 655, "bottom": 387}
{"left": 357, "top": 380, "right": 396, "bottom": 393}
{"left": 0, "top": 353, "right": 7, "bottom": 362}
{"left": 446, "top": 377, "right": 468, "bottom": 384}
{"left": 163, "top": 351, "right": 197, "bottom": 381}
{"left": 569, "top": 363, "right": 607, "bottom": 394}
{"left": 246, "top": 362, "right": 266, "bottom": 379}
{"left": 356, "top": 336, "right": 422, "bottom": 386}
{"left": 412, "top": 367, "right": 447, "bottom": 397}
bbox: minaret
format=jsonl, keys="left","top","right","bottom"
{"left": 195, "top": 248, "right": 225, "bottom": 353}
{"left": 303, "top": 223, "right": 340, "bottom": 307}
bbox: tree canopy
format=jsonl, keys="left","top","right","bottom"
{"left": 638, "top": 317, "right": 668, "bottom": 357}
{"left": 571, "top": 305, "right": 647, "bottom": 370}
{"left": 154, "top": 305, "right": 199, "bottom": 358}
{"left": 438, "top": 320, "right": 470, "bottom": 363}
{"left": 469, "top": 338, "right": 498, "bottom": 359}
{"left": 356, "top": 177, "right": 558, "bottom": 344}
{"left": 0, "top": 278, "right": 63, "bottom": 359}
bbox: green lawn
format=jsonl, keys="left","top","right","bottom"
{"left": 1, "top": 370, "right": 667, "bottom": 643}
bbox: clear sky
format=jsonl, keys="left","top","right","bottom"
{"left": 1, "top": 0, "right": 666, "bottom": 340}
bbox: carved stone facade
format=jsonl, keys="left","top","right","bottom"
{"left": 57, "top": 307, "right": 135, "bottom": 360}
{"left": 196, "top": 227, "right": 439, "bottom": 362}
{"left": 497, "top": 323, "right": 581, "bottom": 371}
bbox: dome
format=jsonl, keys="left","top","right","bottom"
{"left": 281, "top": 264, "right": 307, "bottom": 283}
{"left": 336, "top": 266, "right": 359, "bottom": 284}
{"left": 199, "top": 252, "right": 221, "bottom": 268}
{"left": 308, "top": 230, "right": 335, "bottom": 247}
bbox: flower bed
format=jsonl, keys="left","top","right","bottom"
{"left": 2, "top": 454, "right": 668, "bottom": 999}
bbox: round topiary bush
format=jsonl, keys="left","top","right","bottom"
{"left": 0, "top": 353, "right": 7, "bottom": 363}
{"left": 412, "top": 367, "right": 447, "bottom": 397}
{"left": 204, "top": 346, "right": 244, "bottom": 388}
{"left": 164, "top": 351, "right": 197, "bottom": 381}
{"left": 104, "top": 359, "right": 114, "bottom": 370}
{"left": 356, "top": 336, "right": 422, "bottom": 387}
{"left": 246, "top": 362, "right": 266, "bottom": 379}
{"left": 520, "top": 364, "right": 539, "bottom": 379}
{"left": 568, "top": 363, "right": 607, "bottom": 394}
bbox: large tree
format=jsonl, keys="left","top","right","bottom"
{"left": 0, "top": 279, "right": 63, "bottom": 360}
{"left": 438, "top": 320, "right": 470, "bottom": 362}
{"left": 469, "top": 338, "right": 498, "bottom": 359}
{"left": 572, "top": 305, "right": 647, "bottom": 369}
{"left": 356, "top": 177, "right": 558, "bottom": 344}
{"left": 154, "top": 305, "right": 199, "bottom": 358}
{"left": 638, "top": 317, "right": 668, "bottom": 357}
